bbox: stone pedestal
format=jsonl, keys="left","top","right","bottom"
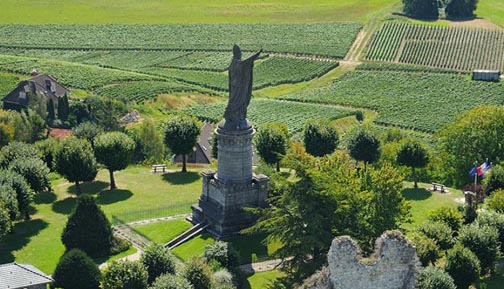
{"left": 191, "top": 119, "right": 269, "bottom": 238}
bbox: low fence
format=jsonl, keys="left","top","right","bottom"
{"left": 110, "top": 203, "right": 193, "bottom": 225}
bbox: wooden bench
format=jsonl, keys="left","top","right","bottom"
{"left": 152, "top": 164, "right": 167, "bottom": 173}
{"left": 432, "top": 182, "right": 445, "bottom": 193}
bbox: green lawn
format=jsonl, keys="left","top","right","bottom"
{"left": 0, "top": 0, "right": 399, "bottom": 24}
{"left": 477, "top": 0, "right": 504, "bottom": 27}
{"left": 0, "top": 166, "right": 203, "bottom": 274}
{"left": 172, "top": 232, "right": 216, "bottom": 260}
{"left": 134, "top": 218, "right": 193, "bottom": 244}
{"left": 242, "top": 270, "right": 286, "bottom": 289}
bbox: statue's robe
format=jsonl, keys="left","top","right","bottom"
{"left": 224, "top": 56, "right": 255, "bottom": 123}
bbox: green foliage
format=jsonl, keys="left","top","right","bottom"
{"left": 148, "top": 274, "right": 193, "bottom": 289}
{"left": 438, "top": 106, "right": 504, "bottom": 187}
{"left": 126, "top": 119, "right": 165, "bottom": 164}
{"left": 302, "top": 119, "right": 338, "bottom": 157}
{"left": 417, "top": 222, "right": 453, "bottom": 250}
{"left": 396, "top": 138, "right": 429, "bottom": 188}
{"left": 402, "top": 0, "right": 439, "bottom": 19}
{"left": 411, "top": 233, "right": 440, "bottom": 266}
{"left": 0, "top": 183, "right": 19, "bottom": 221}
{"left": 458, "top": 224, "right": 500, "bottom": 273}
{"left": 57, "top": 94, "right": 70, "bottom": 121}
{"left": 0, "top": 200, "right": 12, "bottom": 239}
{"left": 446, "top": 0, "right": 478, "bottom": 18}
{"left": 163, "top": 115, "right": 200, "bottom": 173}
{"left": 203, "top": 241, "right": 240, "bottom": 270}
{"left": 61, "top": 194, "right": 113, "bottom": 257}
{"left": 53, "top": 249, "right": 101, "bottom": 289}
{"left": 72, "top": 121, "right": 103, "bottom": 146}
{"left": 0, "top": 141, "right": 39, "bottom": 168}
{"left": 366, "top": 22, "right": 504, "bottom": 71}
{"left": 356, "top": 62, "right": 459, "bottom": 74}
{"left": 86, "top": 96, "right": 128, "bottom": 131}
{"left": 94, "top": 132, "right": 135, "bottom": 189}
{"left": 476, "top": 210, "right": 504, "bottom": 253}
{"left": 212, "top": 268, "right": 234, "bottom": 287}
{"left": 256, "top": 123, "right": 289, "bottom": 171}
{"left": 102, "top": 261, "right": 149, "bottom": 289}
{"left": 427, "top": 207, "right": 463, "bottom": 233}
{"left": 35, "top": 137, "right": 58, "bottom": 171}
{"left": 27, "top": 92, "right": 47, "bottom": 120}
{"left": 47, "top": 98, "right": 55, "bottom": 120}
{"left": 9, "top": 157, "right": 51, "bottom": 194}
{"left": 487, "top": 189, "right": 504, "bottom": 213}
{"left": 347, "top": 127, "right": 380, "bottom": 166}
{"left": 0, "top": 123, "right": 14, "bottom": 147}
{"left": 0, "top": 169, "right": 33, "bottom": 220}
{"left": 418, "top": 266, "right": 456, "bottom": 289}
{"left": 484, "top": 165, "right": 504, "bottom": 195}
{"left": 55, "top": 137, "right": 98, "bottom": 193}
{"left": 445, "top": 244, "right": 481, "bottom": 289}
{"left": 182, "top": 258, "right": 213, "bottom": 289}
{"left": 140, "top": 243, "right": 176, "bottom": 284}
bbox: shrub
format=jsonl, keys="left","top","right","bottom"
{"left": 61, "top": 194, "right": 113, "bottom": 257}
{"left": 476, "top": 210, "right": 504, "bottom": 253}
{"left": 203, "top": 241, "right": 240, "bottom": 270}
{"left": 445, "top": 0, "right": 478, "bottom": 19}
{"left": 417, "top": 222, "right": 453, "bottom": 250}
{"left": 445, "top": 244, "right": 480, "bottom": 289}
{"left": 141, "top": 243, "right": 176, "bottom": 284}
{"left": 418, "top": 266, "right": 456, "bottom": 289}
{"left": 410, "top": 233, "right": 440, "bottom": 266}
{"left": 212, "top": 268, "right": 234, "bottom": 286}
{"left": 487, "top": 189, "right": 504, "bottom": 213}
{"left": 458, "top": 224, "right": 500, "bottom": 273}
{"left": 427, "top": 207, "right": 463, "bottom": 233}
{"left": 484, "top": 165, "right": 504, "bottom": 195}
{"left": 302, "top": 119, "right": 338, "bottom": 157}
{"left": 148, "top": 274, "right": 193, "bottom": 289}
{"left": 102, "top": 261, "right": 148, "bottom": 289}
{"left": 53, "top": 249, "right": 101, "bottom": 289}
{"left": 182, "top": 258, "right": 213, "bottom": 289}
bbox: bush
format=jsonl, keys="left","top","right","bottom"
{"left": 427, "top": 207, "right": 463, "bottom": 233}
{"left": 458, "top": 224, "right": 500, "bottom": 273}
{"left": 445, "top": 244, "right": 480, "bottom": 289}
{"left": 203, "top": 241, "right": 240, "bottom": 270}
{"left": 402, "top": 0, "right": 439, "bottom": 19}
{"left": 487, "top": 189, "right": 504, "bottom": 213}
{"left": 0, "top": 141, "right": 39, "bottom": 168}
{"left": 484, "top": 165, "right": 504, "bottom": 195}
{"left": 61, "top": 194, "right": 113, "bottom": 257}
{"left": 148, "top": 274, "right": 193, "bottom": 289}
{"left": 53, "top": 249, "right": 101, "bottom": 289}
{"left": 102, "top": 261, "right": 148, "bottom": 289}
{"left": 445, "top": 0, "right": 478, "bottom": 19}
{"left": 182, "top": 258, "right": 213, "bottom": 289}
{"left": 212, "top": 268, "right": 234, "bottom": 286}
{"left": 418, "top": 266, "right": 456, "bottom": 289}
{"left": 476, "top": 210, "right": 504, "bottom": 253}
{"left": 141, "top": 243, "right": 176, "bottom": 284}
{"left": 410, "top": 233, "right": 440, "bottom": 266}
{"left": 417, "top": 222, "right": 453, "bottom": 250}
{"left": 302, "top": 119, "right": 338, "bottom": 157}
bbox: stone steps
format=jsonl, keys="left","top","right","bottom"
{"left": 165, "top": 221, "right": 209, "bottom": 250}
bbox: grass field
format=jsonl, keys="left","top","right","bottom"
{"left": 134, "top": 218, "right": 192, "bottom": 244}
{"left": 477, "top": 0, "right": 504, "bottom": 27}
{"left": 0, "top": 0, "right": 399, "bottom": 24}
{"left": 242, "top": 270, "right": 286, "bottom": 289}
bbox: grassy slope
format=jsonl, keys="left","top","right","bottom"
{"left": 0, "top": 0, "right": 398, "bottom": 24}
{"left": 242, "top": 270, "right": 286, "bottom": 289}
{"left": 134, "top": 218, "right": 192, "bottom": 244}
{"left": 478, "top": 0, "right": 504, "bottom": 27}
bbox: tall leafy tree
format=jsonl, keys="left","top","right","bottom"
{"left": 47, "top": 98, "right": 55, "bottom": 120}
{"left": 94, "top": 132, "right": 135, "bottom": 190}
{"left": 61, "top": 194, "right": 113, "bottom": 257}
{"left": 0, "top": 141, "right": 39, "bottom": 168}
{"left": 445, "top": 0, "right": 478, "bottom": 18}
{"left": 347, "top": 127, "right": 381, "bottom": 168}
{"left": 0, "top": 123, "right": 14, "bottom": 147}
{"left": 35, "top": 137, "right": 59, "bottom": 171}
{"left": 396, "top": 138, "right": 429, "bottom": 188}
{"left": 255, "top": 123, "right": 289, "bottom": 172}
{"left": 0, "top": 200, "right": 12, "bottom": 240}
{"left": 58, "top": 95, "right": 69, "bottom": 121}
{"left": 140, "top": 243, "right": 176, "bottom": 284}
{"left": 102, "top": 261, "right": 148, "bottom": 289}
{"left": 72, "top": 121, "right": 103, "bottom": 147}
{"left": 444, "top": 244, "right": 480, "bottom": 289}
{"left": 402, "top": 0, "right": 439, "bottom": 19}
{"left": 0, "top": 170, "right": 34, "bottom": 220}
{"left": 302, "top": 119, "right": 338, "bottom": 157}
{"left": 163, "top": 115, "right": 201, "bottom": 173}
{"left": 55, "top": 137, "right": 98, "bottom": 194}
{"left": 9, "top": 157, "right": 51, "bottom": 194}
{"left": 53, "top": 249, "right": 101, "bottom": 289}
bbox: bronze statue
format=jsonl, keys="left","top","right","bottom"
{"left": 223, "top": 44, "right": 261, "bottom": 129}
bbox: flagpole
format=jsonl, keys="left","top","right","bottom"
{"left": 474, "top": 161, "right": 478, "bottom": 195}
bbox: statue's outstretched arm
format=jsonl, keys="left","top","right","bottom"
{"left": 246, "top": 48, "right": 262, "bottom": 62}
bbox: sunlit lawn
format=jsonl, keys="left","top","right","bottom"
{"left": 134, "top": 218, "right": 193, "bottom": 244}
{"left": 242, "top": 270, "right": 286, "bottom": 289}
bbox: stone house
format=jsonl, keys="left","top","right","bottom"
{"left": 0, "top": 262, "right": 53, "bottom": 289}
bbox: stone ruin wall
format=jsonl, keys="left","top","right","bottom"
{"left": 301, "top": 230, "right": 420, "bottom": 289}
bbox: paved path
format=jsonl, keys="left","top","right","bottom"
{"left": 238, "top": 258, "right": 287, "bottom": 274}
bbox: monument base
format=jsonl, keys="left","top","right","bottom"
{"left": 191, "top": 170, "right": 268, "bottom": 238}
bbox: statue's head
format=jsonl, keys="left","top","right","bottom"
{"left": 233, "top": 44, "right": 242, "bottom": 60}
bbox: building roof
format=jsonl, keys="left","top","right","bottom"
{"left": 0, "top": 262, "right": 53, "bottom": 289}
{"left": 198, "top": 122, "right": 213, "bottom": 163}
{"left": 2, "top": 74, "right": 70, "bottom": 108}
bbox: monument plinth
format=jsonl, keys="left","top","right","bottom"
{"left": 191, "top": 45, "right": 268, "bottom": 238}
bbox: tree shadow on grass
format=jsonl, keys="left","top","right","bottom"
{"left": 34, "top": 191, "right": 57, "bottom": 204}
{"left": 67, "top": 180, "right": 109, "bottom": 195}
{"left": 52, "top": 197, "right": 77, "bottom": 215}
{"left": 402, "top": 188, "right": 432, "bottom": 201}
{"left": 96, "top": 189, "right": 133, "bottom": 205}
{"left": 0, "top": 219, "right": 48, "bottom": 263}
{"left": 162, "top": 171, "right": 200, "bottom": 185}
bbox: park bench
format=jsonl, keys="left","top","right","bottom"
{"left": 432, "top": 182, "right": 446, "bottom": 193}
{"left": 151, "top": 164, "right": 167, "bottom": 173}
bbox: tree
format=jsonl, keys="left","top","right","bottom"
{"left": 445, "top": 0, "right": 478, "bottom": 19}
{"left": 411, "top": 232, "right": 440, "bottom": 266}
{"left": 203, "top": 241, "right": 240, "bottom": 270}
{"left": 72, "top": 121, "right": 103, "bottom": 147}
{"left": 27, "top": 92, "right": 47, "bottom": 120}
{"left": 484, "top": 164, "right": 504, "bottom": 195}
{"left": 35, "top": 137, "right": 59, "bottom": 171}
{"left": 61, "top": 194, "right": 113, "bottom": 257}
{"left": 0, "top": 170, "right": 34, "bottom": 220}
{"left": 396, "top": 138, "right": 429, "bottom": 188}
{"left": 0, "top": 201, "right": 12, "bottom": 240}
{"left": 0, "top": 183, "right": 19, "bottom": 222}
{"left": 0, "top": 123, "right": 14, "bottom": 147}
{"left": 148, "top": 274, "right": 193, "bottom": 289}
{"left": 103, "top": 261, "right": 148, "bottom": 289}
{"left": 53, "top": 249, "right": 101, "bottom": 289}
{"left": 402, "top": 0, "right": 439, "bottom": 19}
{"left": 445, "top": 244, "right": 480, "bottom": 289}
{"left": 55, "top": 137, "right": 98, "bottom": 194}
{"left": 94, "top": 132, "right": 135, "bottom": 190}
{"left": 418, "top": 266, "right": 456, "bottom": 289}
{"left": 347, "top": 127, "right": 381, "bottom": 168}
{"left": 9, "top": 157, "right": 51, "bottom": 194}
{"left": 86, "top": 96, "right": 127, "bottom": 131}
{"left": 182, "top": 258, "right": 213, "bottom": 289}
{"left": 163, "top": 115, "right": 201, "bottom": 173}
{"left": 47, "top": 98, "right": 55, "bottom": 120}
{"left": 140, "top": 243, "right": 176, "bottom": 284}
{"left": 417, "top": 222, "right": 453, "bottom": 250}
{"left": 437, "top": 106, "right": 504, "bottom": 187}
{"left": 256, "top": 123, "right": 289, "bottom": 172}
{"left": 27, "top": 110, "right": 46, "bottom": 142}
{"left": 487, "top": 189, "right": 504, "bottom": 213}
{"left": 427, "top": 207, "right": 463, "bottom": 233}
{"left": 302, "top": 119, "right": 338, "bottom": 157}
{"left": 458, "top": 224, "right": 500, "bottom": 273}
{"left": 0, "top": 141, "right": 39, "bottom": 168}
{"left": 58, "top": 94, "right": 70, "bottom": 121}
{"left": 135, "top": 118, "right": 165, "bottom": 163}
{"left": 476, "top": 210, "right": 504, "bottom": 253}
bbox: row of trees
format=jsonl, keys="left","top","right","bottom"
{"left": 403, "top": 0, "right": 478, "bottom": 19}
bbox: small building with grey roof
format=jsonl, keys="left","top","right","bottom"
{"left": 0, "top": 262, "right": 53, "bottom": 289}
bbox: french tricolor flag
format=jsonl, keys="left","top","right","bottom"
{"left": 469, "top": 161, "right": 492, "bottom": 178}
